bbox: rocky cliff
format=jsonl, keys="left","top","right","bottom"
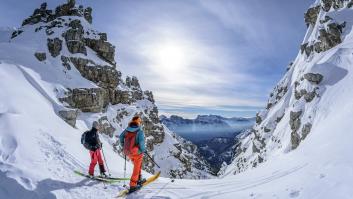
{"left": 225, "top": 0, "right": 352, "bottom": 175}
{"left": 7, "top": 0, "right": 213, "bottom": 179}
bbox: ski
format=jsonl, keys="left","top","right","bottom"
{"left": 74, "top": 170, "right": 129, "bottom": 183}
{"left": 116, "top": 171, "right": 161, "bottom": 198}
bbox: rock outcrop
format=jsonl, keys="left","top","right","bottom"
{"left": 69, "top": 57, "right": 121, "bottom": 88}
{"left": 304, "top": 73, "right": 323, "bottom": 84}
{"left": 47, "top": 38, "right": 62, "bottom": 57}
{"left": 22, "top": 0, "right": 92, "bottom": 26}
{"left": 84, "top": 38, "right": 116, "bottom": 65}
{"left": 60, "top": 88, "right": 109, "bottom": 113}
{"left": 58, "top": 109, "right": 79, "bottom": 127}
{"left": 304, "top": 6, "right": 320, "bottom": 27}
{"left": 301, "top": 22, "right": 345, "bottom": 57}
{"left": 34, "top": 52, "right": 46, "bottom": 61}
{"left": 64, "top": 20, "right": 86, "bottom": 55}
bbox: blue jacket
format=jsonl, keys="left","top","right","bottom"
{"left": 119, "top": 124, "right": 146, "bottom": 154}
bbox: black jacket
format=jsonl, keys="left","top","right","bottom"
{"left": 86, "top": 128, "right": 101, "bottom": 151}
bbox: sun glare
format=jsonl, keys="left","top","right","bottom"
{"left": 153, "top": 42, "right": 187, "bottom": 74}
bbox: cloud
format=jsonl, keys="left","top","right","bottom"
{"left": 87, "top": 0, "right": 310, "bottom": 117}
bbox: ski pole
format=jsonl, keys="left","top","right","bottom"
{"left": 144, "top": 152, "right": 160, "bottom": 168}
{"left": 101, "top": 146, "right": 111, "bottom": 176}
{"left": 123, "top": 155, "right": 127, "bottom": 187}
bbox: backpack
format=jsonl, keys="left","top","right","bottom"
{"left": 81, "top": 131, "right": 92, "bottom": 150}
{"left": 123, "top": 131, "right": 139, "bottom": 156}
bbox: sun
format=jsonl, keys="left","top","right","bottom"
{"left": 152, "top": 42, "right": 187, "bottom": 74}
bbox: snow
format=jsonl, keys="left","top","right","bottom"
{"left": 1, "top": 1, "right": 353, "bottom": 198}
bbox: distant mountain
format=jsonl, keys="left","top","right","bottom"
{"left": 160, "top": 114, "right": 255, "bottom": 172}
{"left": 160, "top": 114, "right": 255, "bottom": 141}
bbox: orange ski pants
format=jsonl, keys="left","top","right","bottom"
{"left": 128, "top": 153, "right": 144, "bottom": 187}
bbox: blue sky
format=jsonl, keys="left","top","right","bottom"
{"left": 0, "top": 0, "right": 313, "bottom": 118}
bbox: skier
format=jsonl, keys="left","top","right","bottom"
{"left": 85, "top": 121, "right": 107, "bottom": 177}
{"left": 119, "top": 116, "right": 147, "bottom": 193}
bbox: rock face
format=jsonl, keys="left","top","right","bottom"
{"left": 64, "top": 20, "right": 86, "bottom": 55}
{"left": 85, "top": 38, "right": 116, "bottom": 65}
{"left": 13, "top": 0, "right": 213, "bottom": 179}
{"left": 60, "top": 88, "right": 108, "bottom": 113}
{"left": 69, "top": 57, "right": 121, "bottom": 88}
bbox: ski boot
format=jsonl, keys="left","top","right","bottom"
{"left": 88, "top": 173, "right": 94, "bottom": 179}
{"left": 99, "top": 172, "right": 108, "bottom": 178}
{"left": 128, "top": 184, "right": 142, "bottom": 193}
{"left": 137, "top": 177, "right": 146, "bottom": 186}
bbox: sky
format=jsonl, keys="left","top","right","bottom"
{"left": 0, "top": 0, "right": 313, "bottom": 118}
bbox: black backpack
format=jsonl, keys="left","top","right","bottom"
{"left": 81, "top": 131, "right": 92, "bottom": 150}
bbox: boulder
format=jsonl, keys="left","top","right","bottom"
{"left": 47, "top": 38, "right": 62, "bottom": 57}
{"left": 34, "top": 52, "right": 46, "bottom": 61}
{"left": 58, "top": 109, "right": 78, "bottom": 127}
{"left": 304, "top": 73, "right": 323, "bottom": 84}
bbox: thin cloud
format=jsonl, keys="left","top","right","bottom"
{"left": 0, "top": 0, "right": 311, "bottom": 117}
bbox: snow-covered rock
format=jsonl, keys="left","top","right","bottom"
{"left": 227, "top": 0, "right": 353, "bottom": 175}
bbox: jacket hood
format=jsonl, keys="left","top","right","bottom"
{"left": 126, "top": 125, "right": 140, "bottom": 132}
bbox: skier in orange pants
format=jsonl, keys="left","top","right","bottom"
{"left": 119, "top": 116, "right": 146, "bottom": 193}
